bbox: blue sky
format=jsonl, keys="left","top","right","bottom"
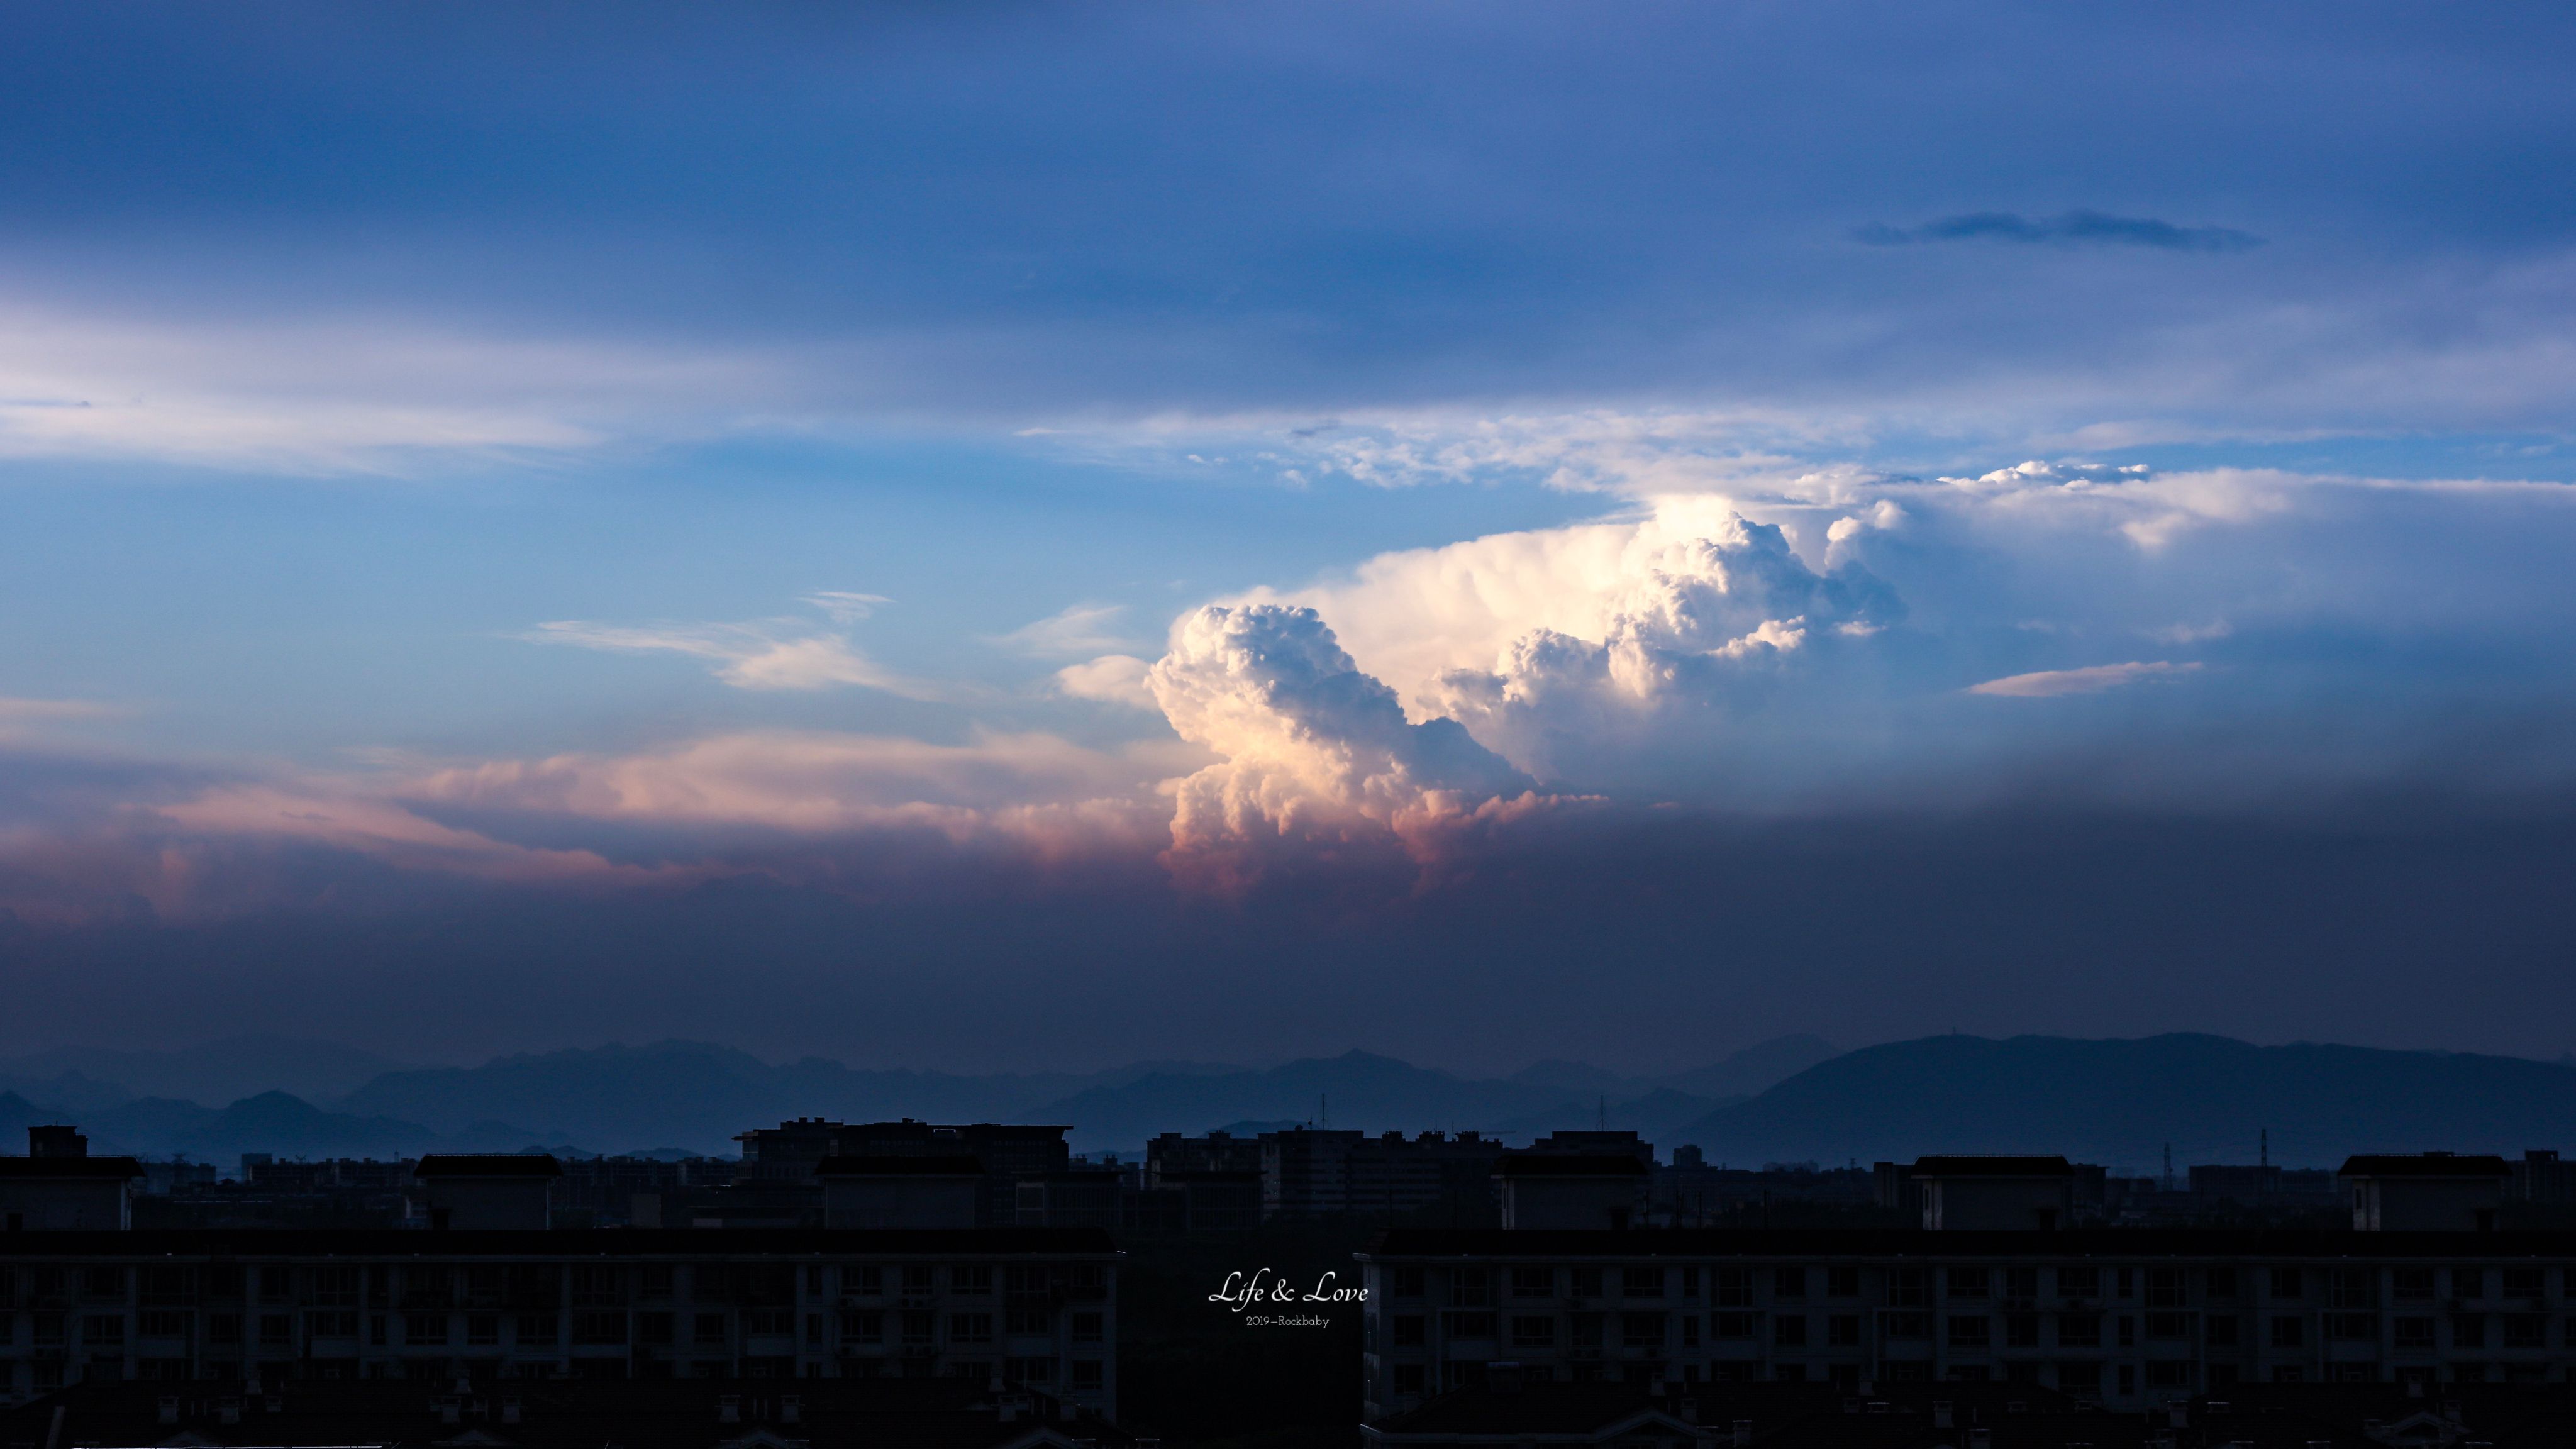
{"left": 3, "top": 3, "right": 2575, "bottom": 1070}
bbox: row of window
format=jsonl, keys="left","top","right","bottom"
{"left": 0, "top": 1263, "right": 1108, "bottom": 1308}
{"left": 1380, "top": 1310, "right": 2576, "bottom": 1353}
{"left": 0, "top": 1306, "right": 1106, "bottom": 1351}
{"left": 1383, "top": 1264, "right": 2570, "bottom": 1307}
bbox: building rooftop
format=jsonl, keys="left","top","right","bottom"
{"left": 2338, "top": 1152, "right": 2512, "bottom": 1177}
{"left": 0, "top": 1155, "right": 143, "bottom": 1179}
{"left": 413, "top": 1155, "right": 564, "bottom": 1179}
{"left": 1910, "top": 1155, "right": 2075, "bottom": 1177}
{"left": 0, "top": 1225, "right": 1120, "bottom": 1257}
{"left": 1361, "top": 1225, "right": 2576, "bottom": 1258}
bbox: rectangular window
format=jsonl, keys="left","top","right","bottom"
{"left": 1713, "top": 1313, "right": 1756, "bottom": 1340}
{"left": 1680, "top": 1314, "right": 1699, "bottom": 1347}
{"left": 839, "top": 1311, "right": 882, "bottom": 1343}
{"left": 2504, "top": 1269, "right": 2545, "bottom": 1301}
{"left": 2206, "top": 1314, "right": 2239, "bottom": 1347}
{"left": 519, "top": 1313, "right": 560, "bottom": 1345}
{"left": 2147, "top": 1312, "right": 2193, "bottom": 1340}
{"left": 1570, "top": 1313, "right": 1604, "bottom": 1347}
{"left": 1889, "top": 1268, "right": 1926, "bottom": 1307}
{"left": 1828, "top": 1267, "right": 1860, "bottom": 1299}
{"left": 1622, "top": 1312, "right": 1665, "bottom": 1348}
{"left": 1570, "top": 1267, "right": 1602, "bottom": 1299}
{"left": 1946, "top": 1316, "right": 1988, "bottom": 1348}
{"left": 850, "top": 1267, "right": 883, "bottom": 1297}
{"left": 2504, "top": 1314, "right": 2546, "bottom": 1349}
{"left": 2057, "top": 1362, "right": 2101, "bottom": 1392}
{"left": 1005, "top": 1309, "right": 1050, "bottom": 1335}
{"left": 468, "top": 1314, "right": 500, "bottom": 1346}
{"left": 2453, "top": 1315, "right": 2486, "bottom": 1349}
{"left": 952, "top": 1267, "right": 993, "bottom": 1297}
{"left": 1772, "top": 1314, "right": 1805, "bottom": 1348}
{"left": 313, "top": 1267, "right": 358, "bottom": 1308}
{"left": 2146, "top": 1269, "right": 2185, "bottom": 1308}
{"left": 743, "top": 1309, "right": 793, "bottom": 1336}
{"left": 2453, "top": 1269, "right": 2485, "bottom": 1300}
{"left": 2057, "top": 1314, "right": 2101, "bottom": 1348}
{"left": 307, "top": 1311, "right": 357, "bottom": 1338}
{"left": 1392, "top": 1363, "right": 1424, "bottom": 1396}
{"left": 692, "top": 1313, "right": 726, "bottom": 1346}
{"left": 805, "top": 1313, "right": 823, "bottom": 1345}
{"left": 1511, "top": 1315, "right": 1554, "bottom": 1349}
{"left": 1510, "top": 1267, "right": 1552, "bottom": 1299}
{"left": 1680, "top": 1267, "right": 1699, "bottom": 1299}
{"left": 2394, "top": 1316, "right": 2435, "bottom": 1349}
{"left": 2270, "top": 1316, "right": 2304, "bottom": 1348}
{"left": 2004, "top": 1267, "right": 2039, "bottom": 1299}
{"left": 1071, "top": 1360, "right": 1104, "bottom": 1391}
{"left": 81, "top": 1316, "right": 125, "bottom": 1346}
{"left": 2329, "top": 1268, "right": 2374, "bottom": 1310}
{"left": 1711, "top": 1269, "right": 1751, "bottom": 1307}
{"left": 1948, "top": 1268, "right": 1989, "bottom": 1299}
{"left": 948, "top": 1313, "right": 993, "bottom": 1345}
{"left": 2323, "top": 1313, "right": 2373, "bottom": 1340}
{"left": 2268, "top": 1268, "right": 2302, "bottom": 1300}
{"left": 2119, "top": 1315, "right": 2136, "bottom": 1348}
{"left": 1070, "top": 1312, "right": 1102, "bottom": 1345}
{"left": 206, "top": 1314, "right": 241, "bottom": 1346}
{"left": 2206, "top": 1268, "right": 2238, "bottom": 1299}
{"left": 634, "top": 1313, "right": 671, "bottom": 1346}
{"left": 33, "top": 1313, "right": 64, "bottom": 1346}
{"left": 406, "top": 1313, "right": 448, "bottom": 1345}
{"left": 637, "top": 1266, "right": 674, "bottom": 1301}
{"left": 2392, "top": 1268, "right": 2435, "bottom": 1301}
{"left": 1450, "top": 1269, "right": 1492, "bottom": 1307}
{"left": 1392, "top": 1315, "right": 1426, "bottom": 1348}
{"left": 84, "top": 1267, "right": 125, "bottom": 1299}
{"left": 901, "top": 1311, "right": 933, "bottom": 1345}
{"left": 1828, "top": 1314, "right": 1860, "bottom": 1347}
{"left": 1774, "top": 1267, "right": 1806, "bottom": 1299}
{"left": 138, "top": 1311, "right": 187, "bottom": 1337}
{"left": 2058, "top": 1267, "right": 2099, "bottom": 1299}
{"left": 1885, "top": 1313, "right": 1928, "bottom": 1339}
{"left": 572, "top": 1312, "right": 628, "bottom": 1346}
{"left": 1445, "top": 1312, "right": 1497, "bottom": 1340}
{"left": 259, "top": 1314, "right": 292, "bottom": 1346}
{"left": 2006, "top": 1314, "right": 2039, "bottom": 1348}
{"left": 1621, "top": 1267, "right": 1662, "bottom": 1299}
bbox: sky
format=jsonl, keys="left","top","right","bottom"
{"left": 3, "top": 2, "right": 2575, "bottom": 1074}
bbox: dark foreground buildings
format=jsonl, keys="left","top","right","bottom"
{"left": 1354, "top": 1153, "right": 2576, "bottom": 1424}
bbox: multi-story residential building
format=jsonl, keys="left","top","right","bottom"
{"left": 0, "top": 1226, "right": 1119, "bottom": 1415}
{"left": 1144, "top": 1132, "right": 1263, "bottom": 1185}
{"left": 1262, "top": 1131, "right": 1504, "bottom": 1219}
{"left": 733, "top": 1121, "right": 1072, "bottom": 1228}
{"left": 1355, "top": 1226, "right": 2576, "bottom": 1421}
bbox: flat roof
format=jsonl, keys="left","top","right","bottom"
{"left": 1360, "top": 1226, "right": 2576, "bottom": 1259}
{"left": 0, "top": 1226, "right": 1119, "bottom": 1258}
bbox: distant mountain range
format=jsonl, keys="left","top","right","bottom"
{"left": 0, "top": 1035, "right": 1835, "bottom": 1162}
{"left": 1680, "top": 1033, "right": 2576, "bottom": 1172}
{"left": 5, "top": 1030, "right": 2570, "bottom": 1172}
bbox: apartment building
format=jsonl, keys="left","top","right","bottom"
{"left": 0, "top": 1226, "right": 1119, "bottom": 1418}
{"left": 1354, "top": 1226, "right": 2576, "bottom": 1421}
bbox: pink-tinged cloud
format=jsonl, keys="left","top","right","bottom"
{"left": 1968, "top": 661, "right": 2203, "bottom": 698}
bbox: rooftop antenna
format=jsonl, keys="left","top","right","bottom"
{"left": 1597, "top": 1094, "right": 1608, "bottom": 1130}
{"left": 1320, "top": 1094, "right": 1329, "bottom": 1129}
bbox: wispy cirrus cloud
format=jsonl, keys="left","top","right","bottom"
{"left": 986, "top": 602, "right": 1139, "bottom": 658}
{"left": 518, "top": 611, "right": 932, "bottom": 696}
{"left": 1968, "top": 662, "right": 2203, "bottom": 698}
{"left": 1856, "top": 211, "right": 2263, "bottom": 252}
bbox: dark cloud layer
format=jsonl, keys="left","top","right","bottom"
{"left": 5, "top": 796, "right": 2573, "bottom": 1073}
{"left": 1856, "top": 211, "right": 2263, "bottom": 252}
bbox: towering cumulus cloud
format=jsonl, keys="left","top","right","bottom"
{"left": 1145, "top": 604, "right": 1536, "bottom": 887}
